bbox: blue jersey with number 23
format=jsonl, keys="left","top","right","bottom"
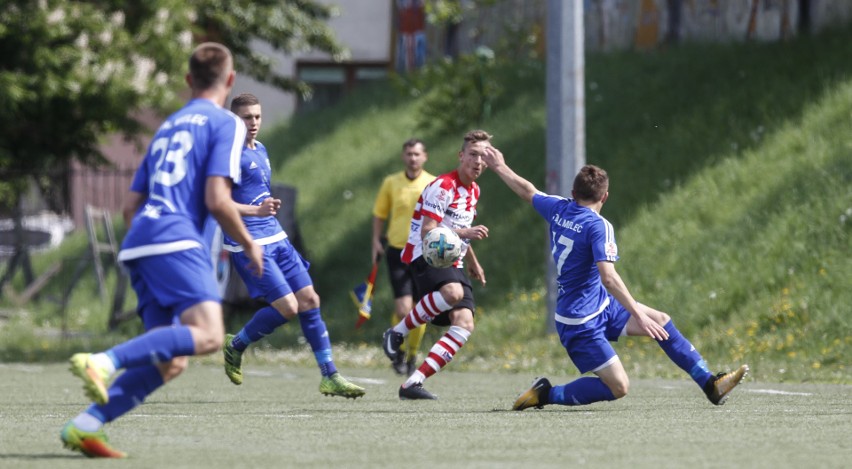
{"left": 118, "top": 98, "right": 245, "bottom": 262}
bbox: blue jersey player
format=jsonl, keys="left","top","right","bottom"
{"left": 480, "top": 147, "right": 748, "bottom": 410}
{"left": 60, "top": 43, "right": 264, "bottom": 458}
{"left": 220, "top": 93, "right": 364, "bottom": 398}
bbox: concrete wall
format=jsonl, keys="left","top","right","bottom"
{"left": 438, "top": 0, "right": 852, "bottom": 55}
{"left": 234, "top": 0, "right": 393, "bottom": 127}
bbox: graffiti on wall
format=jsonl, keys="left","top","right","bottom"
{"left": 578, "top": 0, "right": 847, "bottom": 52}
{"left": 395, "top": 0, "right": 427, "bottom": 72}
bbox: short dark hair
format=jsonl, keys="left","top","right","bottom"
{"left": 230, "top": 93, "right": 260, "bottom": 112}
{"left": 573, "top": 165, "right": 609, "bottom": 202}
{"left": 189, "top": 42, "right": 232, "bottom": 91}
{"left": 461, "top": 129, "right": 492, "bottom": 151}
{"left": 402, "top": 138, "right": 426, "bottom": 152}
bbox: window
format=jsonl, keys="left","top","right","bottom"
{"left": 296, "top": 62, "right": 389, "bottom": 113}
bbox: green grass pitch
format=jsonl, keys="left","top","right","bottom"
{"left": 0, "top": 362, "right": 849, "bottom": 468}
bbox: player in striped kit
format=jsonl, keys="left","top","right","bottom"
{"left": 382, "top": 130, "right": 491, "bottom": 400}
{"left": 479, "top": 147, "right": 748, "bottom": 410}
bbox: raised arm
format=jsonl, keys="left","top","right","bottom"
{"left": 482, "top": 146, "right": 538, "bottom": 204}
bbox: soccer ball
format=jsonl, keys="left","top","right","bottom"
{"left": 422, "top": 226, "right": 462, "bottom": 268}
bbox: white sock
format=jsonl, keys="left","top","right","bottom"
{"left": 72, "top": 412, "right": 103, "bottom": 432}
{"left": 403, "top": 370, "right": 426, "bottom": 389}
{"left": 91, "top": 353, "right": 117, "bottom": 376}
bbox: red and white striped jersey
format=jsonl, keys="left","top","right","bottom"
{"left": 401, "top": 170, "right": 480, "bottom": 267}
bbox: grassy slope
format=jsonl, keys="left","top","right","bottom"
{"left": 2, "top": 27, "right": 849, "bottom": 382}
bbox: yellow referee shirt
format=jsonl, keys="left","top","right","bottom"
{"left": 372, "top": 170, "right": 435, "bottom": 249}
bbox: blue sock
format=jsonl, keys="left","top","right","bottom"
{"left": 108, "top": 326, "right": 195, "bottom": 369}
{"left": 232, "top": 306, "right": 288, "bottom": 352}
{"left": 86, "top": 365, "right": 164, "bottom": 423}
{"left": 549, "top": 377, "right": 617, "bottom": 405}
{"left": 298, "top": 308, "right": 337, "bottom": 377}
{"left": 658, "top": 320, "right": 713, "bottom": 388}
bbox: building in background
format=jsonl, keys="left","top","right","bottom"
{"left": 54, "top": 0, "right": 396, "bottom": 232}
{"left": 35, "top": 0, "right": 852, "bottom": 235}
{"left": 239, "top": 0, "right": 394, "bottom": 124}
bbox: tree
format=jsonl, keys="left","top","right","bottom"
{"left": 0, "top": 0, "right": 344, "bottom": 183}
{"left": 394, "top": 0, "right": 536, "bottom": 134}
{"left": 0, "top": 0, "right": 344, "bottom": 289}
{"left": 197, "top": 0, "right": 348, "bottom": 100}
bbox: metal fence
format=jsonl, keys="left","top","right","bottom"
{"left": 68, "top": 167, "right": 136, "bottom": 229}
{"left": 0, "top": 165, "right": 134, "bottom": 233}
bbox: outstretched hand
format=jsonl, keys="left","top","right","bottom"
{"left": 481, "top": 145, "right": 537, "bottom": 203}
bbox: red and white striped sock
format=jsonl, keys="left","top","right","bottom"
{"left": 407, "top": 325, "right": 471, "bottom": 385}
{"left": 392, "top": 291, "right": 452, "bottom": 335}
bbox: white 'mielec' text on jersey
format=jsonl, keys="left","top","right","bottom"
{"left": 401, "top": 169, "right": 479, "bottom": 268}
{"left": 532, "top": 192, "right": 618, "bottom": 324}
{"left": 118, "top": 98, "right": 246, "bottom": 262}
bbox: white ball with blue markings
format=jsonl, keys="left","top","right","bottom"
{"left": 422, "top": 226, "right": 462, "bottom": 268}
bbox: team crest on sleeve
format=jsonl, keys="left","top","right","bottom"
{"left": 605, "top": 242, "right": 618, "bottom": 257}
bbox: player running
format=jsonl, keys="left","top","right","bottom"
{"left": 479, "top": 147, "right": 748, "bottom": 411}
{"left": 221, "top": 93, "right": 364, "bottom": 399}
{"left": 61, "top": 43, "right": 263, "bottom": 458}
{"left": 381, "top": 129, "right": 490, "bottom": 400}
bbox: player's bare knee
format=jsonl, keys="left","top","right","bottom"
{"left": 206, "top": 333, "right": 225, "bottom": 352}
{"left": 272, "top": 296, "right": 299, "bottom": 319}
{"left": 192, "top": 330, "right": 224, "bottom": 355}
{"left": 158, "top": 357, "right": 188, "bottom": 383}
{"left": 449, "top": 309, "right": 474, "bottom": 333}
{"left": 440, "top": 284, "right": 464, "bottom": 305}
{"left": 294, "top": 287, "right": 321, "bottom": 311}
{"left": 298, "top": 293, "right": 320, "bottom": 311}
{"left": 657, "top": 311, "right": 671, "bottom": 326}
{"left": 609, "top": 378, "right": 629, "bottom": 399}
{"left": 456, "top": 319, "right": 474, "bottom": 334}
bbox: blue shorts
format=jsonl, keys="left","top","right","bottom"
{"left": 231, "top": 238, "right": 312, "bottom": 303}
{"left": 555, "top": 294, "right": 631, "bottom": 374}
{"left": 125, "top": 248, "right": 220, "bottom": 331}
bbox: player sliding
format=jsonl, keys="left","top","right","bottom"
{"left": 479, "top": 147, "right": 748, "bottom": 410}
{"left": 221, "top": 93, "right": 364, "bottom": 399}
{"left": 382, "top": 130, "right": 490, "bottom": 400}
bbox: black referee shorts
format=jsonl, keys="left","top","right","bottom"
{"left": 385, "top": 247, "right": 416, "bottom": 299}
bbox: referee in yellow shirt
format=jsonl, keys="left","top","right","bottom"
{"left": 371, "top": 138, "right": 435, "bottom": 375}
